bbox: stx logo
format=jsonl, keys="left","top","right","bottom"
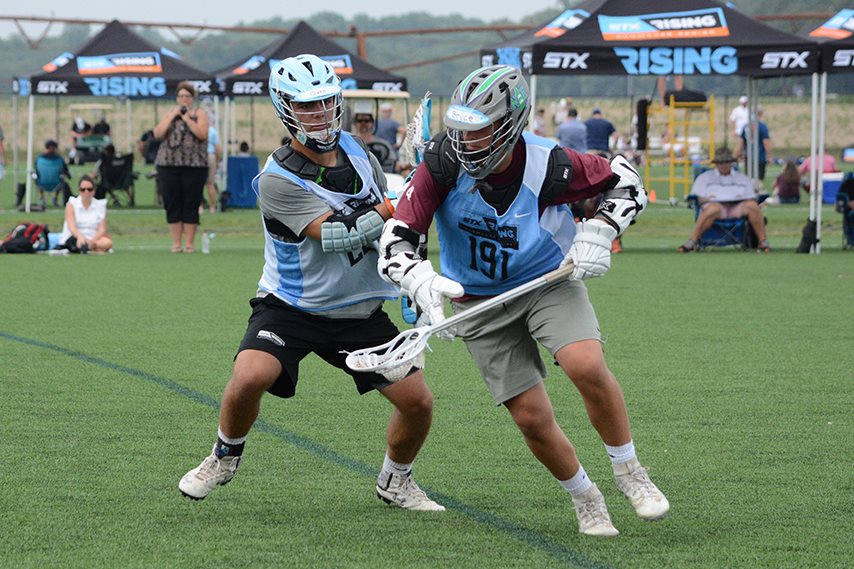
{"left": 833, "top": 49, "right": 854, "bottom": 66}
{"left": 233, "top": 81, "right": 264, "bottom": 95}
{"left": 761, "top": 51, "right": 809, "bottom": 69}
{"left": 191, "top": 80, "right": 212, "bottom": 94}
{"left": 542, "top": 52, "right": 590, "bottom": 70}
{"left": 36, "top": 81, "right": 69, "bottom": 94}
{"left": 371, "top": 82, "right": 404, "bottom": 92}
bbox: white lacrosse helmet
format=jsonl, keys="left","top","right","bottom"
{"left": 444, "top": 65, "right": 531, "bottom": 179}
{"left": 269, "top": 54, "right": 343, "bottom": 153}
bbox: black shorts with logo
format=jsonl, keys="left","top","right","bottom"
{"left": 237, "top": 295, "right": 401, "bottom": 398}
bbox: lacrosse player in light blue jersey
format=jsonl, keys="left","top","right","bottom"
{"left": 377, "top": 65, "right": 668, "bottom": 536}
{"left": 178, "top": 54, "right": 444, "bottom": 511}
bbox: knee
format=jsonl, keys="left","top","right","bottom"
{"left": 511, "top": 405, "right": 554, "bottom": 440}
{"left": 565, "top": 357, "right": 612, "bottom": 391}
{"left": 227, "top": 365, "right": 278, "bottom": 398}
{"left": 399, "top": 388, "right": 434, "bottom": 420}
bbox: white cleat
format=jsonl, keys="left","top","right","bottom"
{"left": 179, "top": 454, "right": 240, "bottom": 500}
{"left": 614, "top": 458, "right": 670, "bottom": 521}
{"left": 572, "top": 483, "right": 620, "bottom": 537}
{"left": 376, "top": 472, "right": 445, "bottom": 511}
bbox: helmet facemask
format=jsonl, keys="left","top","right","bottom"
{"left": 275, "top": 92, "right": 343, "bottom": 154}
{"left": 448, "top": 113, "right": 516, "bottom": 180}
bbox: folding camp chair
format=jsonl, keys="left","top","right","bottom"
{"left": 96, "top": 152, "right": 137, "bottom": 207}
{"left": 34, "top": 154, "right": 71, "bottom": 207}
{"left": 685, "top": 194, "right": 768, "bottom": 250}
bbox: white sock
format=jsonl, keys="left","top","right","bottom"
{"left": 605, "top": 441, "right": 636, "bottom": 465}
{"left": 378, "top": 452, "right": 412, "bottom": 485}
{"left": 559, "top": 465, "right": 593, "bottom": 497}
{"left": 217, "top": 426, "right": 247, "bottom": 445}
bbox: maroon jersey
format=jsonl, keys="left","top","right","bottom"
{"left": 395, "top": 142, "right": 615, "bottom": 234}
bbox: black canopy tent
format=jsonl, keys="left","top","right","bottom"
{"left": 13, "top": 20, "right": 214, "bottom": 212}
{"left": 480, "top": 2, "right": 603, "bottom": 74}
{"left": 215, "top": 20, "right": 407, "bottom": 96}
{"left": 526, "top": 0, "right": 822, "bottom": 184}
{"left": 530, "top": 0, "right": 820, "bottom": 78}
{"left": 213, "top": 20, "right": 408, "bottom": 180}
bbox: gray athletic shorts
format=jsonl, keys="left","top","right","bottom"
{"left": 451, "top": 278, "right": 601, "bottom": 405}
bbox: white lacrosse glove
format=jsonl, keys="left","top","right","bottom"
{"left": 399, "top": 260, "right": 464, "bottom": 326}
{"left": 563, "top": 219, "right": 618, "bottom": 280}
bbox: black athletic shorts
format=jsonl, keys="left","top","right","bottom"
{"left": 237, "top": 294, "right": 404, "bottom": 398}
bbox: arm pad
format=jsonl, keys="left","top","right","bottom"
{"left": 595, "top": 155, "right": 648, "bottom": 236}
{"left": 320, "top": 209, "right": 384, "bottom": 253}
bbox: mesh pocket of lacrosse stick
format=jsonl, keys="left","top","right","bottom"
{"left": 344, "top": 326, "right": 431, "bottom": 382}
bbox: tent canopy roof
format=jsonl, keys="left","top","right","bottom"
{"left": 215, "top": 20, "right": 407, "bottom": 96}
{"left": 15, "top": 19, "right": 214, "bottom": 98}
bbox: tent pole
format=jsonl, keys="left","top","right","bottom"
{"left": 250, "top": 96, "right": 255, "bottom": 154}
{"left": 25, "top": 95, "right": 34, "bottom": 213}
{"left": 808, "top": 73, "right": 818, "bottom": 243}
{"left": 126, "top": 98, "right": 132, "bottom": 154}
{"left": 222, "top": 97, "right": 230, "bottom": 193}
{"left": 231, "top": 96, "right": 237, "bottom": 155}
{"left": 752, "top": 78, "right": 759, "bottom": 189}
{"left": 12, "top": 93, "right": 19, "bottom": 196}
{"left": 815, "top": 72, "right": 827, "bottom": 255}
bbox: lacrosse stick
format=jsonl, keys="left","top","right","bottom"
{"left": 399, "top": 91, "right": 432, "bottom": 167}
{"left": 345, "top": 261, "right": 574, "bottom": 381}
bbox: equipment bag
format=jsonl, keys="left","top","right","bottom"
{"left": 0, "top": 223, "right": 50, "bottom": 254}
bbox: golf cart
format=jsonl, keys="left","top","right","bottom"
{"left": 68, "top": 103, "right": 114, "bottom": 165}
{"left": 343, "top": 90, "right": 410, "bottom": 193}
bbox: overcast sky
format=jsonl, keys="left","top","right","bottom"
{"left": 1, "top": 1, "right": 558, "bottom": 38}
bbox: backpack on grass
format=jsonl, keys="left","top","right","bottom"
{"left": 0, "top": 223, "right": 50, "bottom": 254}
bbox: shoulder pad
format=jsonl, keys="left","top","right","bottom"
{"left": 350, "top": 135, "right": 369, "bottom": 153}
{"left": 540, "top": 147, "right": 575, "bottom": 204}
{"left": 422, "top": 132, "right": 460, "bottom": 188}
{"left": 272, "top": 143, "right": 320, "bottom": 180}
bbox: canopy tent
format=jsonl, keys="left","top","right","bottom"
{"left": 213, "top": 20, "right": 408, "bottom": 187}
{"left": 215, "top": 20, "right": 407, "bottom": 96}
{"left": 803, "top": 10, "right": 854, "bottom": 253}
{"left": 529, "top": 0, "right": 819, "bottom": 77}
{"left": 480, "top": 3, "right": 602, "bottom": 74}
{"left": 12, "top": 20, "right": 215, "bottom": 212}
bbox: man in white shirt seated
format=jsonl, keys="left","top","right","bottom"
{"left": 678, "top": 147, "right": 769, "bottom": 252}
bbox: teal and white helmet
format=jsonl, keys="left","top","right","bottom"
{"left": 444, "top": 65, "right": 530, "bottom": 179}
{"left": 269, "top": 54, "right": 343, "bottom": 153}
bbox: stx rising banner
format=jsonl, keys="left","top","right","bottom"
{"left": 536, "top": 45, "right": 816, "bottom": 76}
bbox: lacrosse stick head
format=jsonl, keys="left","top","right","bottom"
{"left": 345, "top": 326, "right": 431, "bottom": 382}
{"left": 400, "top": 91, "right": 432, "bottom": 166}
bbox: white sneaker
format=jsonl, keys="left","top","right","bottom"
{"left": 572, "top": 483, "right": 619, "bottom": 537}
{"left": 614, "top": 458, "right": 670, "bottom": 520}
{"left": 376, "top": 472, "right": 445, "bottom": 511}
{"left": 179, "top": 454, "right": 240, "bottom": 500}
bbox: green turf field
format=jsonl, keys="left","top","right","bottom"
{"left": 1, "top": 173, "right": 852, "bottom": 568}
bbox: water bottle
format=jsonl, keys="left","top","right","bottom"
{"left": 201, "top": 232, "right": 211, "bottom": 254}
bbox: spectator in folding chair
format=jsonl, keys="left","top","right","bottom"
{"left": 679, "top": 147, "right": 769, "bottom": 253}
{"left": 92, "top": 144, "right": 136, "bottom": 207}
{"left": 34, "top": 139, "right": 72, "bottom": 208}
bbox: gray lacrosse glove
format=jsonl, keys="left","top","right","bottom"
{"left": 321, "top": 209, "right": 384, "bottom": 253}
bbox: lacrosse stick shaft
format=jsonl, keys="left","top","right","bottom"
{"left": 429, "top": 262, "right": 575, "bottom": 335}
